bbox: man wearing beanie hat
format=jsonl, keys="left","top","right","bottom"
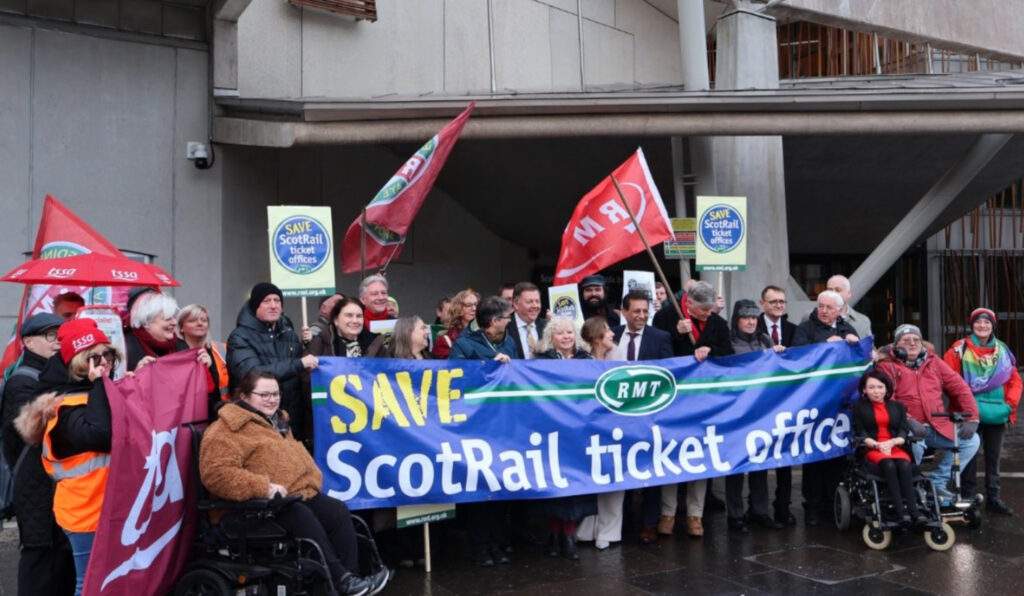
{"left": 2, "top": 313, "right": 77, "bottom": 594}
{"left": 943, "top": 307, "right": 1020, "bottom": 515}
{"left": 227, "top": 282, "right": 318, "bottom": 443}
{"left": 876, "top": 323, "right": 980, "bottom": 501}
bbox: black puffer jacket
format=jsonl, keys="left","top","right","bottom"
{"left": 3, "top": 353, "right": 69, "bottom": 546}
{"left": 226, "top": 305, "right": 307, "bottom": 437}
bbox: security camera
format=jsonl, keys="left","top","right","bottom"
{"left": 186, "top": 141, "right": 211, "bottom": 170}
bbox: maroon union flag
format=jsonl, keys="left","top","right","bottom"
{"left": 84, "top": 351, "right": 207, "bottom": 595}
{"left": 341, "top": 102, "right": 475, "bottom": 273}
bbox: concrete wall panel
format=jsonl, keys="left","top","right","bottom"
{"left": 301, "top": 0, "right": 445, "bottom": 97}
{"left": 237, "top": 0, "right": 301, "bottom": 97}
{"left": 616, "top": 0, "right": 682, "bottom": 85}
{"left": 0, "top": 25, "right": 32, "bottom": 332}
{"left": 549, "top": 6, "right": 582, "bottom": 90}
{"left": 171, "top": 48, "right": 224, "bottom": 331}
{"left": 30, "top": 29, "right": 176, "bottom": 260}
{"left": 444, "top": 0, "right": 492, "bottom": 93}
{"left": 582, "top": 19, "right": 633, "bottom": 87}
{"left": 582, "top": 0, "right": 615, "bottom": 28}
{"left": 492, "top": 0, "right": 552, "bottom": 92}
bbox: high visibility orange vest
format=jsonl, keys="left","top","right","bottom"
{"left": 209, "top": 342, "right": 230, "bottom": 400}
{"left": 41, "top": 393, "right": 111, "bottom": 533}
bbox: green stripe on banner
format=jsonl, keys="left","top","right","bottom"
{"left": 464, "top": 362, "right": 870, "bottom": 403}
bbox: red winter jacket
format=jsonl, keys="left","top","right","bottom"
{"left": 875, "top": 351, "right": 978, "bottom": 441}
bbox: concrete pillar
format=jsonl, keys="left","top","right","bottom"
{"left": 677, "top": 0, "right": 716, "bottom": 288}
{"left": 713, "top": 4, "right": 790, "bottom": 306}
{"left": 213, "top": 0, "right": 253, "bottom": 95}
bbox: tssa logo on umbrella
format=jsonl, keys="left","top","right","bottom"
{"left": 594, "top": 365, "right": 678, "bottom": 416}
{"left": 47, "top": 267, "right": 77, "bottom": 278}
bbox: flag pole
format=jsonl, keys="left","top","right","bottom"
{"left": 360, "top": 208, "right": 367, "bottom": 280}
{"left": 611, "top": 175, "right": 696, "bottom": 344}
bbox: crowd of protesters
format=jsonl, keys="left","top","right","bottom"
{"left": 2, "top": 270, "right": 1019, "bottom": 594}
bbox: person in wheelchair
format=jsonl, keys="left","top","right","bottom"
{"left": 199, "top": 370, "right": 390, "bottom": 596}
{"left": 850, "top": 370, "right": 927, "bottom": 527}
{"left": 875, "top": 324, "right": 980, "bottom": 500}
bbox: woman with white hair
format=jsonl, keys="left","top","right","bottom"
{"left": 533, "top": 315, "right": 589, "bottom": 360}
{"left": 125, "top": 292, "right": 210, "bottom": 372}
{"left": 533, "top": 316, "right": 595, "bottom": 560}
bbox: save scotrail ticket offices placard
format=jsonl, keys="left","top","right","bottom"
{"left": 267, "top": 206, "right": 336, "bottom": 297}
{"left": 695, "top": 196, "right": 747, "bottom": 272}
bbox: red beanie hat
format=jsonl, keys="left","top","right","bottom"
{"left": 970, "top": 307, "right": 997, "bottom": 328}
{"left": 59, "top": 318, "right": 111, "bottom": 364}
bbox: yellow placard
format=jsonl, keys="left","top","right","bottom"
{"left": 267, "top": 206, "right": 336, "bottom": 297}
{"left": 547, "top": 283, "right": 585, "bottom": 329}
{"left": 695, "top": 196, "right": 747, "bottom": 272}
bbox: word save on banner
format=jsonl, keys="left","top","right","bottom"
{"left": 695, "top": 196, "right": 747, "bottom": 272}
{"left": 267, "top": 206, "right": 336, "bottom": 297}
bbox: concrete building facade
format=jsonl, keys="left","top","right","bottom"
{"left": 3, "top": 0, "right": 1024, "bottom": 347}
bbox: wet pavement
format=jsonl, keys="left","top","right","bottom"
{"left": 3, "top": 424, "right": 1022, "bottom": 595}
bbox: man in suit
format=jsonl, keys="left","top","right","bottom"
{"left": 755, "top": 284, "right": 798, "bottom": 525}
{"left": 651, "top": 280, "right": 732, "bottom": 539}
{"left": 826, "top": 274, "right": 873, "bottom": 339}
{"left": 612, "top": 291, "right": 673, "bottom": 543}
{"left": 509, "top": 282, "right": 546, "bottom": 360}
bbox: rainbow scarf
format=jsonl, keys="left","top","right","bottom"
{"left": 960, "top": 334, "right": 1015, "bottom": 395}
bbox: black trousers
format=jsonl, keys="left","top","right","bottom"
{"left": 877, "top": 458, "right": 920, "bottom": 517}
{"left": 464, "top": 501, "right": 507, "bottom": 551}
{"left": 960, "top": 422, "right": 1006, "bottom": 499}
{"left": 274, "top": 493, "right": 358, "bottom": 581}
{"left": 726, "top": 471, "right": 769, "bottom": 519}
{"left": 801, "top": 458, "right": 844, "bottom": 516}
{"left": 17, "top": 541, "right": 76, "bottom": 596}
{"left": 773, "top": 466, "right": 793, "bottom": 517}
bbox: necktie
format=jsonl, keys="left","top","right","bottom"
{"left": 526, "top": 323, "right": 537, "bottom": 353}
{"left": 627, "top": 332, "right": 638, "bottom": 361}
{"left": 771, "top": 324, "right": 779, "bottom": 346}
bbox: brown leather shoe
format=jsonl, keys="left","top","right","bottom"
{"left": 657, "top": 515, "right": 675, "bottom": 536}
{"left": 686, "top": 516, "right": 703, "bottom": 538}
{"left": 639, "top": 525, "right": 657, "bottom": 544}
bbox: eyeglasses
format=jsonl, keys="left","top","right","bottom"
{"left": 898, "top": 337, "right": 922, "bottom": 345}
{"left": 496, "top": 313, "right": 513, "bottom": 320}
{"left": 39, "top": 330, "right": 59, "bottom": 342}
{"left": 462, "top": 301, "right": 479, "bottom": 308}
{"left": 87, "top": 349, "right": 118, "bottom": 367}
{"left": 766, "top": 299, "right": 786, "bottom": 306}
{"left": 819, "top": 304, "right": 839, "bottom": 312}
{"left": 250, "top": 391, "right": 281, "bottom": 399}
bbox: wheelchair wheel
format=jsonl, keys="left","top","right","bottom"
{"left": 834, "top": 486, "right": 852, "bottom": 531}
{"left": 965, "top": 506, "right": 982, "bottom": 528}
{"left": 174, "top": 568, "right": 233, "bottom": 596}
{"left": 924, "top": 522, "right": 955, "bottom": 551}
{"left": 862, "top": 521, "right": 892, "bottom": 550}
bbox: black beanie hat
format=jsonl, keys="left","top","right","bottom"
{"left": 248, "top": 282, "right": 283, "bottom": 313}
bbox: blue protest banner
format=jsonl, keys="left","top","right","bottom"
{"left": 312, "top": 338, "right": 873, "bottom": 510}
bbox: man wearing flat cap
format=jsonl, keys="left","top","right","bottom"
{"left": 1, "top": 313, "right": 75, "bottom": 594}
{"left": 579, "top": 274, "right": 620, "bottom": 329}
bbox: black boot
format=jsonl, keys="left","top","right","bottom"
{"left": 546, "top": 533, "right": 561, "bottom": 557}
{"left": 561, "top": 532, "right": 579, "bottom": 561}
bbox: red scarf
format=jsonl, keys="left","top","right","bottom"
{"left": 131, "top": 327, "right": 180, "bottom": 357}
{"left": 679, "top": 298, "right": 706, "bottom": 342}
{"left": 363, "top": 307, "right": 392, "bottom": 330}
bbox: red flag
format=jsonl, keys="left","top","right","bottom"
{"left": 554, "top": 149, "right": 672, "bottom": 284}
{"left": 341, "top": 103, "right": 475, "bottom": 273}
{"left": 2, "top": 195, "right": 126, "bottom": 372}
{"left": 84, "top": 351, "right": 207, "bottom": 595}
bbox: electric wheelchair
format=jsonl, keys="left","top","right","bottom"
{"left": 834, "top": 412, "right": 982, "bottom": 551}
{"left": 173, "top": 421, "right": 389, "bottom": 596}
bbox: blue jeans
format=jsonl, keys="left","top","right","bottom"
{"left": 911, "top": 426, "right": 981, "bottom": 491}
{"left": 64, "top": 530, "right": 95, "bottom": 596}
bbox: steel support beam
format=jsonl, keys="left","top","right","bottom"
{"left": 848, "top": 133, "right": 1012, "bottom": 304}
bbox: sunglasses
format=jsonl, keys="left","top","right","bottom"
{"left": 88, "top": 349, "right": 119, "bottom": 367}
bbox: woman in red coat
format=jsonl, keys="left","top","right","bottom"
{"left": 850, "top": 370, "right": 926, "bottom": 526}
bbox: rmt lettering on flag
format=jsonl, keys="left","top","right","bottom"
{"left": 554, "top": 148, "right": 672, "bottom": 284}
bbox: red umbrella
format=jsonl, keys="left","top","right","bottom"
{"left": 1, "top": 253, "right": 180, "bottom": 287}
